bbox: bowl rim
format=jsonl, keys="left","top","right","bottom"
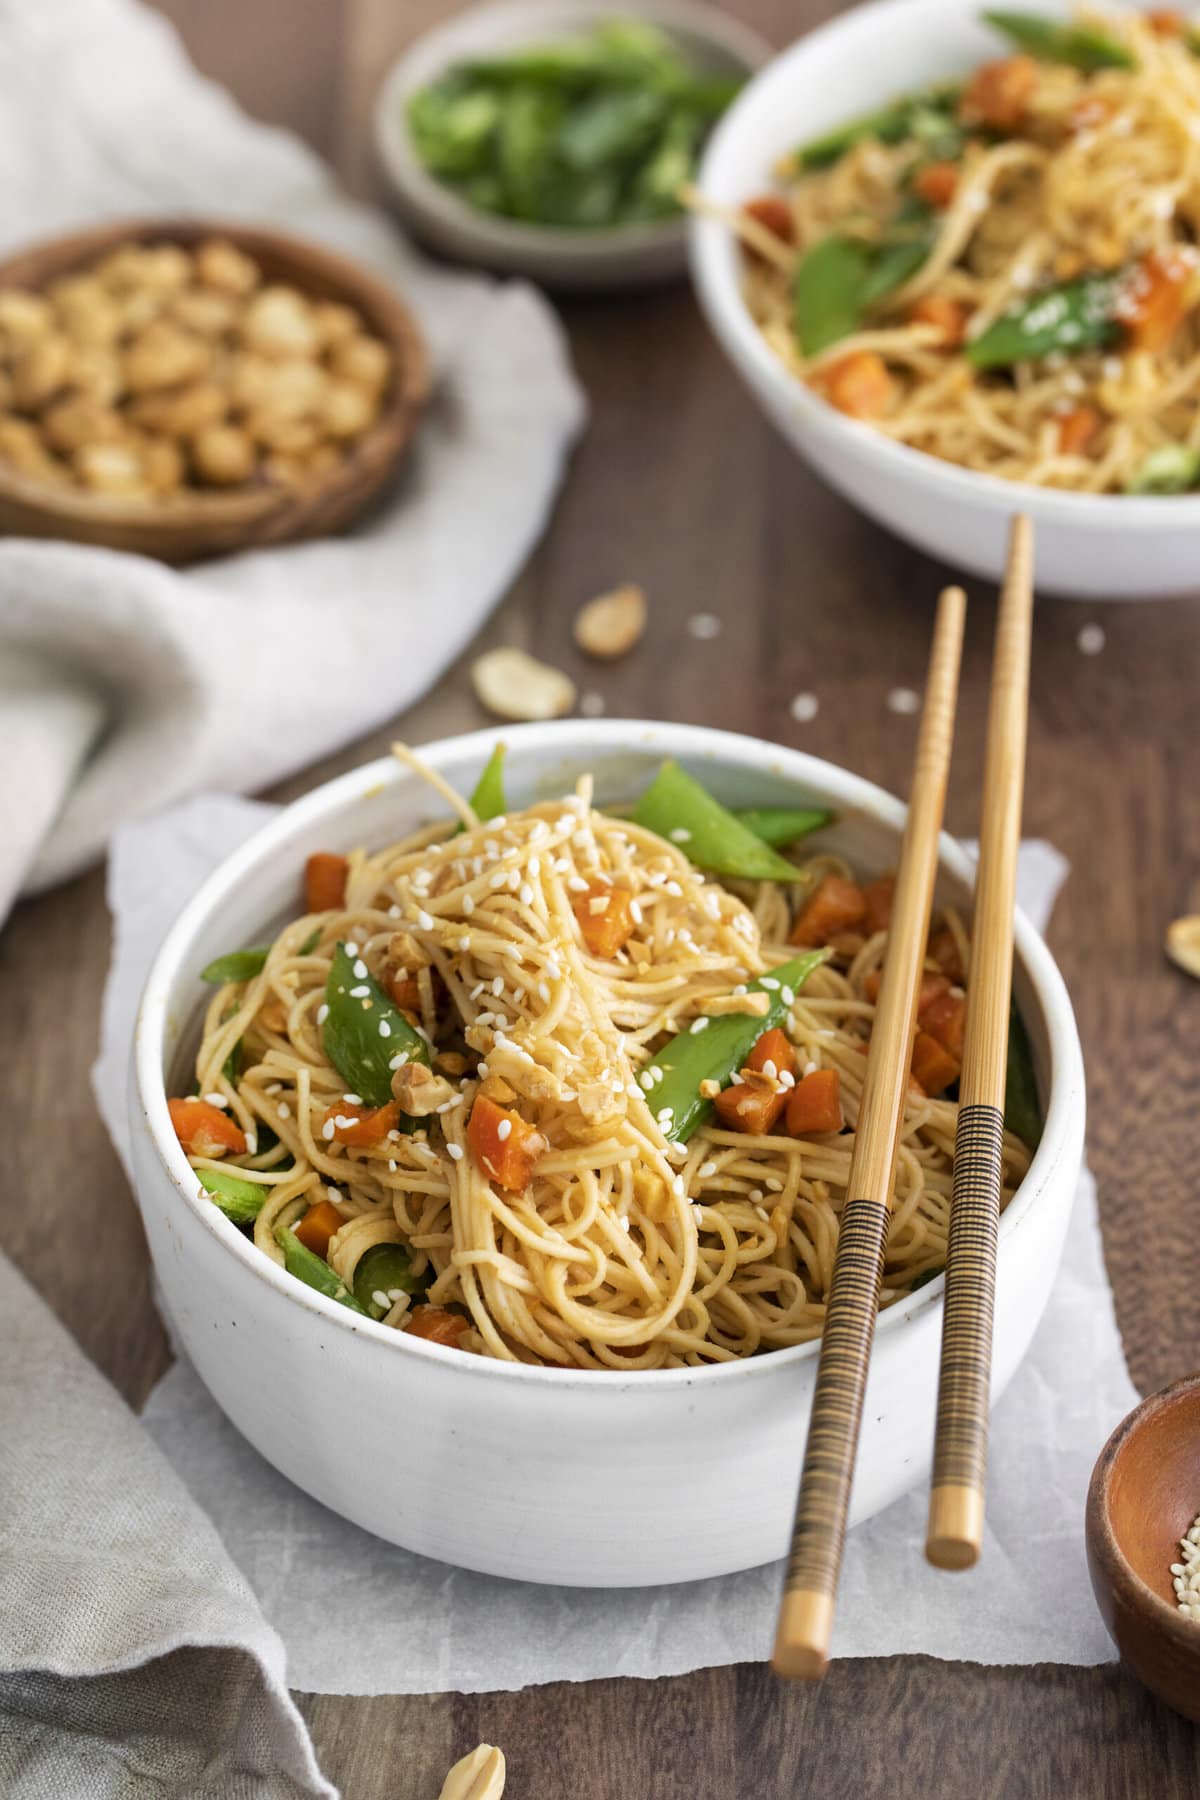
{"left": 688, "top": 0, "right": 1200, "bottom": 528}
{"left": 1086, "top": 1371, "right": 1200, "bottom": 1645}
{"left": 134, "top": 717, "right": 1085, "bottom": 1389}
{"left": 372, "top": 0, "right": 772, "bottom": 259}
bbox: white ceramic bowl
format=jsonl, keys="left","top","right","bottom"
{"left": 374, "top": 0, "right": 769, "bottom": 290}
{"left": 132, "top": 720, "right": 1085, "bottom": 1587}
{"left": 690, "top": 0, "right": 1200, "bottom": 599}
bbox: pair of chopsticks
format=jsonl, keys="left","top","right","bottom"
{"left": 773, "top": 515, "right": 1035, "bottom": 1680}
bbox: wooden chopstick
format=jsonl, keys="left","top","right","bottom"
{"left": 772, "top": 585, "right": 967, "bottom": 1682}
{"left": 926, "top": 515, "right": 1035, "bottom": 1571}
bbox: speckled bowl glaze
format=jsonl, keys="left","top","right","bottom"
{"left": 131, "top": 720, "right": 1085, "bottom": 1586}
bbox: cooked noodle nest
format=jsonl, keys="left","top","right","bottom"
{"left": 186, "top": 759, "right": 1030, "bottom": 1369}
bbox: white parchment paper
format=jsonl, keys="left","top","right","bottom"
{"left": 96, "top": 799, "right": 1134, "bottom": 1694}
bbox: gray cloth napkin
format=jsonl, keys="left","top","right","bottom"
{"left": 0, "top": 1254, "right": 336, "bottom": 1799}
{"left": 0, "top": 0, "right": 584, "bottom": 925}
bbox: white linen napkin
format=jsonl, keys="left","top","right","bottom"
{"left": 91, "top": 795, "right": 1137, "bottom": 1693}
{"left": 0, "top": 0, "right": 584, "bottom": 923}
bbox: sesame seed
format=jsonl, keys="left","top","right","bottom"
{"left": 519, "top": 883, "right": 535, "bottom": 907}
{"left": 698, "top": 1161, "right": 717, "bottom": 1178}
{"left": 417, "top": 910, "right": 434, "bottom": 931}
{"left": 760, "top": 977, "right": 779, "bottom": 991}
{"left": 349, "top": 984, "right": 370, "bottom": 998}
{"left": 687, "top": 611, "right": 722, "bottom": 640}
{"left": 762, "top": 1059, "right": 778, "bottom": 1080}
{"left": 278, "top": 1103, "right": 290, "bottom": 1119}
{"left": 352, "top": 959, "right": 368, "bottom": 980}
{"left": 344, "top": 1094, "right": 363, "bottom": 1105}
{"left": 492, "top": 976, "right": 505, "bottom": 996}
{"left": 690, "top": 1017, "right": 709, "bottom": 1034}
{"left": 640, "top": 1072, "right": 655, "bottom": 1091}
{"left": 790, "top": 692, "right": 819, "bottom": 723}
{"left": 447, "top": 1143, "right": 464, "bottom": 1161}
{"left": 887, "top": 687, "right": 921, "bottom": 716}
{"left": 379, "top": 1021, "right": 392, "bottom": 1038}
{"left": 345, "top": 942, "right": 359, "bottom": 957}
{"left": 463, "top": 894, "right": 475, "bottom": 916}
{"left": 203, "top": 1092, "right": 228, "bottom": 1108}
{"left": 1077, "top": 623, "right": 1105, "bottom": 656}
{"left": 477, "top": 1061, "right": 490, "bottom": 1078}
{"left": 322, "top": 1120, "right": 336, "bottom": 1140}
{"left": 497, "top": 1118, "right": 512, "bottom": 1141}
{"left": 317, "top": 1003, "right": 329, "bottom": 1025}
{"left": 665, "top": 881, "right": 683, "bottom": 898}
{"left": 580, "top": 691, "right": 605, "bottom": 717}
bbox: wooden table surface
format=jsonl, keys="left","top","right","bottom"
{"left": 4, "top": 0, "right": 1199, "bottom": 1793}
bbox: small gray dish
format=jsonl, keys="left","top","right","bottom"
{"left": 373, "top": 0, "right": 771, "bottom": 290}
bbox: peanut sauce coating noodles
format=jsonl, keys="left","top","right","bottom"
{"left": 172, "top": 746, "right": 1036, "bottom": 1369}
{"left": 728, "top": 8, "right": 1200, "bottom": 495}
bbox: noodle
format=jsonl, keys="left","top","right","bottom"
{"left": 731, "top": 8, "right": 1200, "bottom": 493}
{"left": 178, "top": 750, "right": 1032, "bottom": 1369}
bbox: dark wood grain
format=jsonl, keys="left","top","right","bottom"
{"left": 2, "top": 0, "right": 1199, "bottom": 1792}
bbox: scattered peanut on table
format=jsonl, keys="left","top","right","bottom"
{"left": 1166, "top": 914, "right": 1200, "bottom": 979}
{"left": 437, "top": 1743, "right": 505, "bottom": 1799}
{"left": 0, "top": 236, "right": 393, "bottom": 501}
{"left": 573, "top": 581, "right": 647, "bottom": 659}
{"left": 471, "top": 646, "right": 577, "bottom": 721}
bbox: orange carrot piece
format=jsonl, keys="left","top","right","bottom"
{"left": 746, "top": 1026, "right": 798, "bottom": 1081}
{"left": 786, "top": 1068, "right": 843, "bottom": 1136}
{"left": 405, "top": 1306, "right": 470, "bottom": 1346}
{"left": 789, "top": 874, "right": 867, "bottom": 948}
{"left": 1148, "top": 8, "right": 1184, "bottom": 33}
{"left": 467, "top": 1094, "right": 547, "bottom": 1192}
{"left": 959, "top": 55, "right": 1037, "bottom": 130}
{"left": 909, "top": 294, "right": 969, "bottom": 347}
{"left": 321, "top": 1099, "right": 400, "bottom": 1147}
{"left": 1118, "top": 250, "right": 1195, "bottom": 353}
{"left": 911, "top": 1031, "right": 961, "bottom": 1096}
{"left": 305, "top": 851, "right": 348, "bottom": 913}
{"left": 922, "top": 988, "right": 966, "bottom": 1059}
{"left": 168, "top": 1096, "right": 247, "bottom": 1158}
{"left": 928, "top": 926, "right": 966, "bottom": 985}
{"left": 1056, "top": 405, "right": 1103, "bottom": 456}
{"left": 293, "top": 1198, "right": 344, "bottom": 1258}
{"left": 572, "top": 882, "right": 636, "bottom": 958}
{"left": 712, "top": 1080, "right": 789, "bottom": 1136}
{"left": 864, "top": 968, "right": 949, "bottom": 1013}
{"left": 913, "top": 161, "right": 959, "bottom": 208}
{"left": 861, "top": 874, "right": 896, "bottom": 936}
{"left": 822, "top": 350, "right": 894, "bottom": 420}
{"left": 743, "top": 194, "right": 795, "bottom": 243}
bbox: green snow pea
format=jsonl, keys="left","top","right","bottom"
{"left": 632, "top": 762, "right": 809, "bottom": 882}
{"left": 276, "top": 1225, "right": 367, "bottom": 1314}
{"left": 201, "top": 947, "right": 270, "bottom": 984}
{"left": 733, "top": 806, "right": 833, "bottom": 848}
{"left": 323, "top": 942, "right": 429, "bottom": 1110}
{"left": 1004, "top": 1007, "right": 1042, "bottom": 1148}
{"left": 456, "top": 743, "right": 507, "bottom": 833}
{"left": 795, "top": 84, "right": 962, "bottom": 169}
{"left": 197, "top": 1166, "right": 268, "bottom": 1225}
{"left": 352, "top": 1243, "right": 423, "bottom": 1319}
{"left": 1125, "top": 444, "right": 1200, "bottom": 495}
{"left": 983, "top": 10, "right": 1135, "bottom": 71}
{"left": 966, "top": 270, "right": 1124, "bottom": 368}
{"left": 640, "top": 950, "right": 831, "bottom": 1143}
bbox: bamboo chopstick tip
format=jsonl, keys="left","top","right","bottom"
{"left": 772, "top": 1589, "right": 834, "bottom": 1681}
{"left": 925, "top": 1485, "right": 985, "bottom": 1570}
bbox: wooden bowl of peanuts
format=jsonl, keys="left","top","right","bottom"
{"left": 0, "top": 219, "right": 429, "bottom": 563}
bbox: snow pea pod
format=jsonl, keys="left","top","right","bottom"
{"left": 456, "top": 743, "right": 507, "bottom": 834}
{"left": 641, "top": 950, "right": 830, "bottom": 1143}
{"left": 1125, "top": 444, "right": 1200, "bottom": 494}
{"left": 983, "top": 10, "right": 1135, "bottom": 71}
{"left": 276, "top": 1225, "right": 368, "bottom": 1314}
{"left": 197, "top": 1166, "right": 268, "bottom": 1225}
{"left": 1004, "top": 1007, "right": 1042, "bottom": 1148}
{"left": 632, "top": 761, "right": 807, "bottom": 882}
{"left": 201, "top": 947, "right": 270, "bottom": 984}
{"left": 733, "top": 805, "right": 833, "bottom": 848}
{"left": 793, "top": 223, "right": 935, "bottom": 355}
{"left": 795, "top": 84, "right": 961, "bottom": 169}
{"left": 323, "top": 942, "right": 429, "bottom": 1109}
{"left": 966, "top": 271, "right": 1124, "bottom": 369}
{"left": 352, "top": 1243, "right": 423, "bottom": 1319}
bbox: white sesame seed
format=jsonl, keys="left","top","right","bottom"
{"left": 344, "top": 1094, "right": 363, "bottom": 1105}
{"left": 477, "top": 1061, "right": 490, "bottom": 1078}
{"left": 379, "top": 1021, "right": 392, "bottom": 1038}
{"left": 497, "top": 1118, "right": 512, "bottom": 1141}
{"left": 665, "top": 881, "right": 683, "bottom": 897}
{"left": 446, "top": 1143, "right": 464, "bottom": 1161}
{"left": 417, "top": 910, "right": 434, "bottom": 931}
{"left": 345, "top": 941, "right": 359, "bottom": 957}
{"left": 349, "top": 984, "right": 370, "bottom": 998}
{"left": 698, "top": 1161, "right": 717, "bottom": 1178}
{"left": 580, "top": 691, "right": 605, "bottom": 717}
{"left": 640, "top": 1072, "right": 655, "bottom": 1091}
{"left": 372, "top": 1290, "right": 390, "bottom": 1310}
{"left": 690, "top": 1017, "right": 709, "bottom": 1034}
{"left": 317, "top": 1003, "right": 329, "bottom": 1025}
{"left": 278, "top": 1103, "right": 290, "bottom": 1119}
{"left": 352, "top": 959, "right": 368, "bottom": 980}
{"left": 887, "top": 687, "right": 921, "bottom": 716}
{"left": 762, "top": 1059, "right": 778, "bottom": 1079}
{"left": 519, "top": 883, "right": 535, "bottom": 907}
{"left": 322, "top": 1120, "right": 336, "bottom": 1140}
{"left": 687, "top": 611, "right": 722, "bottom": 640}
{"left": 203, "top": 1092, "right": 228, "bottom": 1108}
{"left": 463, "top": 894, "right": 475, "bottom": 916}
{"left": 789, "top": 692, "right": 819, "bottom": 723}
{"left": 1077, "top": 623, "right": 1105, "bottom": 656}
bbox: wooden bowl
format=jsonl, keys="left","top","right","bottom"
{"left": 1086, "top": 1373, "right": 1200, "bottom": 1721}
{"left": 0, "top": 219, "right": 430, "bottom": 564}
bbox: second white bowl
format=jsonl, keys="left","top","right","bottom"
{"left": 689, "top": 0, "right": 1200, "bottom": 598}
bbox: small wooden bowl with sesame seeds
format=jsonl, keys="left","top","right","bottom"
{"left": 0, "top": 218, "right": 429, "bottom": 565}
{"left": 1086, "top": 1372, "right": 1200, "bottom": 1721}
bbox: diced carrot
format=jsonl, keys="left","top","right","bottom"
{"left": 1148, "top": 8, "right": 1184, "bottom": 34}
{"left": 909, "top": 294, "right": 969, "bottom": 347}
{"left": 1117, "top": 250, "right": 1196, "bottom": 353}
{"left": 405, "top": 1305, "right": 470, "bottom": 1346}
{"left": 911, "top": 1031, "right": 961, "bottom": 1096}
{"left": 743, "top": 194, "right": 795, "bottom": 243}
{"left": 928, "top": 927, "right": 966, "bottom": 984}
{"left": 746, "top": 1026, "right": 798, "bottom": 1081}
{"left": 712, "top": 1080, "right": 788, "bottom": 1136}
{"left": 861, "top": 874, "right": 896, "bottom": 935}
{"left": 572, "top": 882, "right": 636, "bottom": 958}
{"left": 786, "top": 1068, "right": 843, "bottom": 1136}
{"left": 467, "top": 1094, "right": 547, "bottom": 1192}
{"left": 305, "top": 851, "right": 348, "bottom": 913}
{"left": 821, "top": 350, "right": 894, "bottom": 420}
{"left": 1056, "top": 405, "right": 1103, "bottom": 456}
{"left": 321, "top": 1099, "right": 400, "bottom": 1147}
{"left": 293, "top": 1198, "right": 344, "bottom": 1258}
{"left": 789, "top": 875, "right": 867, "bottom": 947}
{"left": 168, "top": 1096, "right": 247, "bottom": 1158}
{"left": 913, "top": 161, "right": 959, "bottom": 208}
{"left": 959, "top": 55, "right": 1037, "bottom": 130}
{"left": 864, "top": 968, "right": 950, "bottom": 1012}
{"left": 922, "top": 988, "right": 966, "bottom": 1059}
